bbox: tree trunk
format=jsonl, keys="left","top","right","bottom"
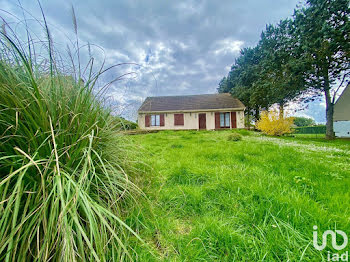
{"left": 254, "top": 107, "right": 260, "bottom": 122}
{"left": 279, "top": 104, "right": 284, "bottom": 119}
{"left": 246, "top": 113, "right": 250, "bottom": 130}
{"left": 246, "top": 107, "right": 251, "bottom": 130}
{"left": 324, "top": 74, "right": 335, "bottom": 139}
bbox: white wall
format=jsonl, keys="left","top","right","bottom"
{"left": 138, "top": 110, "right": 245, "bottom": 130}
{"left": 334, "top": 121, "right": 350, "bottom": 138}
{"left": 334, "top": 85, "right": 350, "bottom": 121}
{"left": 138, "top": 112, "right": 198, "bottom": 130}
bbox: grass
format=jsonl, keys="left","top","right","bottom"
{"left": 0, "top": 9, "right": 142, "bottom": 261}
{"left": 1, "top": 7, "right": 348, "bottom": 261}
{"left": 129, "top": 130, "right": 350, "bottom": 261}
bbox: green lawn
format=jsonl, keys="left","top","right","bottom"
{"left": 128, "top": 130, "right": 350, "bottom": 261}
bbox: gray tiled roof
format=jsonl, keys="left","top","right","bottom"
{"left": 138, "top": 93, "right": 245, "bottom": 112}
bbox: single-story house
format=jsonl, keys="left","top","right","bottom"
{"left": 334, "top": 84, "right": 350, "bottom": 138}
{"left": 138, "top": 93, "right": 245, "bottom": 130}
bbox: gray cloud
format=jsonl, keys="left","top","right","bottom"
{"left": 1, "top": 0, "right": 307, "bottom": 120}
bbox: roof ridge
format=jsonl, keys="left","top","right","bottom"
{"left": 145, "top": 93, "right": 231, "bottom": 99}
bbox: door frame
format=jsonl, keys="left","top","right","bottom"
{"left": 198, "top": 113, "right": 206, "bottom": 130}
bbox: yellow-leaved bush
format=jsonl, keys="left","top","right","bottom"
{"left": 256, "top": 110, "right": 294, "bottom": 136}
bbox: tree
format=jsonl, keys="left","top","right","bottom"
{"left": 219, "top": 20, "right": 308, "bottom": 124}
{"left": 293, "top": 117, "right": 316, "bottom": 127}
{"left": 218, "top": 46, "right": 267, "bottom": 124}
{"left": 258, "top": 20, "right": 308, "bottom": 115}
{"left": 219, "top": 0, "right": 349, "bottom": 136}
{"left": 293, "top": 0, "right": 350, "bottom": 139}
{"left": 218, "top": 76, "right": 229, "bottom": 93}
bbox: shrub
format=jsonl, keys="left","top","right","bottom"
{"left": 227, "top": 132, "right": 243, "bottom": 141}
{"left": 113, "top": 116, "right": 138, "bottom": 130}
{"left": 0, "top": 11, "right": 141, "bottom": 261}
{"left": 256, "top": 110, "right": 294, "bottom": 136}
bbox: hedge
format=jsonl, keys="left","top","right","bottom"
{"left": 293, "top": 125, "right": 326, "bottom": 134}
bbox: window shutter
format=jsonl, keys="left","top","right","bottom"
{"left": 215, "top": 112, "right": 220, "bottom": 129}
{"left": 160, "top": 114, "right": 165, "bottom": 126}
{"left": 145, "top": 115, "right": 150, "bottom": 127}
{"left": 174, "top": 114, "right": 184, "bottom": 126}
{"left": 231, "top": 112, "right": 237, "bottom": 128}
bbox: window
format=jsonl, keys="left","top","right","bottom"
{"left": 220, "top": 112, "right": 230, "bottom": 127}
{"left": 174, "top": 114, "right": 184, "bottom": 126}
{"left": 151, "top": 114, "right": 160, "bottom": 126}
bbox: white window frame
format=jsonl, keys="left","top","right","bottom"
{"left": 220, "top": 112, "right": 230, "bottom": 128}
{"left": 151, "top": 114, "right": 160, "bottom": 126}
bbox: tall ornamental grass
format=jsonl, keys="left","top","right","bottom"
{"left": 0, "top": 9, "right": 142, "bottom": 261}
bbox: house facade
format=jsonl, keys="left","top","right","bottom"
{"left": 334, "top": 84, "right": 350, "bottom": 138}
{"left": 138, "top": 93, "right": 245, "bottom": 130}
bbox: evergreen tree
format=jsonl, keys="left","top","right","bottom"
{"left": 293, "top": 0, "right": 350, "bottom": 138}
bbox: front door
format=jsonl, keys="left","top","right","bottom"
{"left": 199, "top": 113, "right": 206, "bottom": 130}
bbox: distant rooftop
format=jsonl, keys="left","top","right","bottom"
{"left": 138, "top": 93, "right": 245, "bottom": 112}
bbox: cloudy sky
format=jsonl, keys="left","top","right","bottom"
{"left": 0, "top": 0, "right": 329, "bottom": 122}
